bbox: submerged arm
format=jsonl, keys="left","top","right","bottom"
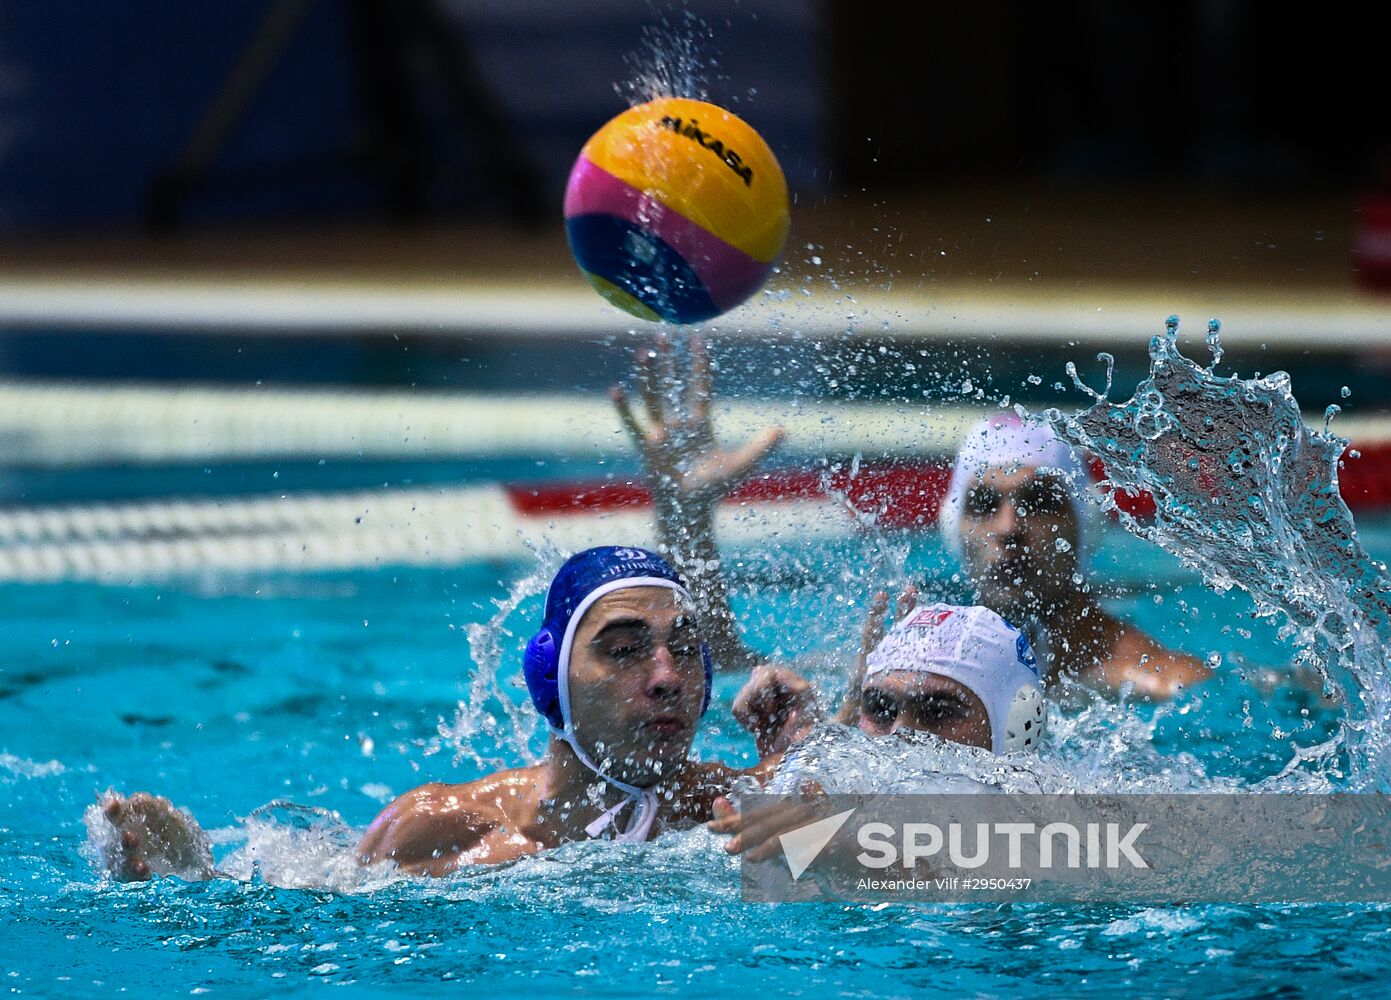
{"left": 89, "top": 791, "right": 217, "bottom": 883}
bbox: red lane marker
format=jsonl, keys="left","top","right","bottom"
{"left": 1339, "top": 442, "right": 1391, "bottom": 512}
{"left": 506, "top": 443, "right": 1389, "bottom": 529}
{"left": 507, "top": 461, "right": 1009, "bottom": 530}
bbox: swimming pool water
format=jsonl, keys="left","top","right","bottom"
{"left": 3, "top": 514, "right": 1389, "bottom": 997}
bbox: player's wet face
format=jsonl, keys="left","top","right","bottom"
{"left": 958, "top": 466, "right": 1081, "bottom": 616}
{"left": 566, "top": 587, "right": 707, "bottom": 786}
{"left": 858, "top": 671, "right": 991, "bottom": 750}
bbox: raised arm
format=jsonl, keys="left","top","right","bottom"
{"left": 611, "top": 333, "right": 783, "bottom": 670}
{"left": 835, "top": 585, "right": 918, "bottom": 725}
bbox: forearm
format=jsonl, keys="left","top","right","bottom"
{"left": 834, "top": 656, "right": 869, "bottom": 725}
{"left": 653, "top": 503, "right": 759, "bottom": 670}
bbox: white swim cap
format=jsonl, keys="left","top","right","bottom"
{"left": 938, "top": 413, "right": 1095, "bottom": 567}
{"left": 863, "top": 603, "right": 1047, "bottom": 755}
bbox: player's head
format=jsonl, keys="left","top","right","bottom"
{"left": 939, "top": 414, "right": 1094, "bottom": 618}
{"left": 523, "top": 547, "right": 713, "bottom": 789}
{"left": 860, "top": 603, "right": 1046, "bottom": 755}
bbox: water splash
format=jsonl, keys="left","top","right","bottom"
{"left": 1205, "top": 317, "right": 1224, "bottom": 370}
{"left": 433, "top": 549, "right": 564, "bottom": 771}
{"left": 1066, "top": 352, "right": 1115, "bottom": 403}
{"left": 1044, "top": 316, "right": 1391, "bottom": 789}
{"left": 617, "top": 8, "right": 720, "bottom": 105}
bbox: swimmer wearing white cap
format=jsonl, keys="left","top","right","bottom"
{"left": 941, "top": 412, "right": 1208, "bottom": 698}
{"left": 722, "top": 591, "right": 1046, "bottom": 759}
{"left": 858, "top": 602, "right": 1046, "bottom": 754}
{"left": 708, "top": 595, "right": 1047, "bottom": 857}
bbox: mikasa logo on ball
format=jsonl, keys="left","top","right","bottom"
{"left": 657, "top": 115, "right": 755, "bottom": 187}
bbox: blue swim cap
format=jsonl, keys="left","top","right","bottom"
{"left": 542, "top": 546, "right": 685, "bottom": 637}
{"left": 523, "top": 546, "right": 713, "bottom": 733}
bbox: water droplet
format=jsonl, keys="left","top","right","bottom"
{"left": 1206, "top": 318, "right": 1224, "bottom": 369}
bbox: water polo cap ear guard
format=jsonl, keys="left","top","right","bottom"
{"left": 1000, "top": 684, "right": 1046, "bottom": 754}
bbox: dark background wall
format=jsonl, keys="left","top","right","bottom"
{"left": 0, "top": 1, "right": 1384, "bottom": 232}
{"left": 826, "top": 2, "right": 1387, "bottom": 192}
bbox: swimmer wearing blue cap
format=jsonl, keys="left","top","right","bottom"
{"left": 94, "top": 545, "right": 799, "bottom": 881}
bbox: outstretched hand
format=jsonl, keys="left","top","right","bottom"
{"left": 611, "top": 333, "right": 783, "bottom": 671}
{"left": 708, "top": 781, "right": 832, "bottom": 862}
{"left": 835, "top": 584, "right": 918, "bottom": 725}
{"left": 611, "top": 332, "right": 784, "bottom": 515}
{"left": 89, "top": 791, "right": 215, "bottom": 883}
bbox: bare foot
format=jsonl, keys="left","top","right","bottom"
{"left": 90, "top": 791, "right": 215, "bottom": 882}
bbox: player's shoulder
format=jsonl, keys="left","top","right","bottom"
{"left": 356, "top": 775, "right": 521, "bottom": 868}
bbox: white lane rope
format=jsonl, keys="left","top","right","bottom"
{"left": 1, "top": 276, "right": 1387, "bottom": 347}
{"left": 2, "top": 380, "right": 1388, "bottom": 584}
{"left": 0, "top": 380, "right": 987, "bottom": 466}
{"left": 0, "top": 484, "right": 846, "bottom": 584}
{"left": 3, "top": 380, "right": 1389, "bottom": 470}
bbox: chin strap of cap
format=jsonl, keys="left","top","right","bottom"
{"left": 583, "top": 787, "right": 660, "bottom": 842}
{"left": 553, "top": 705, "right": 660, "bottom": 843}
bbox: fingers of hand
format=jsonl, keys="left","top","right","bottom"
{"left": 895, "top": 583, "right": 919, "bottom": 620}
{"left": 738, "top": 427, "right": 785, "bottom": 474}
{"left": 862, "top": 590, "right": 890, "bottom": 649}
{"left": 694, "top": 427, "right": 783, "bottom": 500}
{"left": 731, "top": 691, "right": 770, "bottom": 726}
{"left": 611, "top": 387, "right": 647, "bottom": 446}
{"left": 769, "top": 666, "right": 812, "bottom": 698}
{"left": 708, "top": 815, "right": 740, "bottom": 836}
{"left": 734, "top": 667, "right": 809, "bottom": 730}
{"left": 637, "top": 348, "right": 664, "bottom": 424}
{"left": 116, "top": 822, "right": 152, "bottom": 881}
{"left": 727, "top": 804, "right": 816, "bottom": 856}
{"left": 747, "top": 836, "right": 787, "bottom": 863}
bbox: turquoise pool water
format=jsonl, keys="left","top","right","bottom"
{"left": 3, "top": 504, "right": 1387, "bottom": 997}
